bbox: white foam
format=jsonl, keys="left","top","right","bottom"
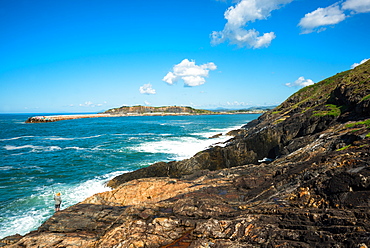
{"left": 0, "top": 136, "right": 34, "bottom": 141}
{"left": 0, "top": 170, "right": 128, "bottom": 239}
{"left": 65, "top": 146, "right": 87, "bottom": 151}
{"left": 1, "top": 207, "right": 51, "bottom": 239}
{"left": 41, "top": 135, "right": 103, "bottom": 141}
{"left": 193, "top": 124, "right": 244, "bottom": 138}
{"left": 43, "top": 137, "right": 75, "bottom": 141}
{"left": 132, "top": 135, "right": 231, "bottom": 160}
{"left": 4, "top": 145, "right": 40, "bottom": 150}
{"left": 4, "top": 145, "right": 62, "bottom": 152}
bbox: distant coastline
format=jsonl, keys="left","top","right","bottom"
{"left": 25, "top": 105, "right": 272, "bottom": 123}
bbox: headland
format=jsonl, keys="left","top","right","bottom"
{"left": 25, "top": 106, "right": 269, "bottom": 123}
{"left": 4, "top": 60, "right": 370, "bottom": 247}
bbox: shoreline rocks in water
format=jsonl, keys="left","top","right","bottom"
{"left": 25, "top": 114, "right": 112, "bottom": 123}
{"left": 3, "top": 61, "right": 370, "bottom": 247}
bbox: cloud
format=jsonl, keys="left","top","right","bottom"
{"left": 285, "top": 76, "right": 315, "bottom": 87}
{"left": 351, "top": 58, "right": 370, "bottom": 68}
{"left": 211, "top": 0, "right": 293, "bottom": 48}
{"left": 226, "top": 101, "right": 250, "bottom": 106}
{"left": 78, "top": 101, "right": 106, "bottom": 107}
{"left": 342, "top": 0, "right": 370, "bottom": 13}
{"left": 298, "top": 3, "right": 346, "bottom": 34}
{"left": 79, "top": 101, "right": 94, "bottom": 107}
{"left": 163, "top": 59, "right": 217, "bottom": 87}
{"left": 299, "top": 0, "right": 370, "bottom": 34}
{"left": 139, "top": 83, "right": 156, "bottom": 94}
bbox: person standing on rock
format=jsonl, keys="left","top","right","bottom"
{"left": 54, "top": 192, "right": 62, "bottom": 211}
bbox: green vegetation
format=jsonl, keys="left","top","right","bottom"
{"left": 366, "top": 133, "right": 370, "bottom": 138}
{"left": 275, "top": 70, "right": 351, "bottom": 117}
{"left": 336, "top": 145, "right": 351, "bottom": 151}
{"left": 192, "top": 108, "right": 214, "bottom": 114}
{"left": 313, "top": 104, "right": 342, "bottom": 117}
{"left": 346, "top": 119, "right": 370, "bottom": 128}
{"left": 362, "top": 94, "right": 370, "bottom": 101}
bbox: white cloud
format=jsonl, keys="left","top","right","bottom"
{"left": 139, "top": 83, "right": 156, "bottom": 94}
{"left": 163, "top": 72, "right": 177, "bottom": 85}
{"left": 211, "top": 0, "right": 293, "bottom": 48}
{"left": 299, "top": 3, "right": 346, "bottom": 34}
{"left": 351, "top": 58, "right": 370, "bottom": 68}
{"left": 285, "top": 76, "right": 315, "bottom": 87}
{"left": 299, "top": 0, "right": 370, "bottom": 34}
{"left": 144, "top": 101, "right": 151, "bottom": 105}
{"left": 342, "top": 0, "right": 370, "bottom": 13}
{"left": 78, "top": 101, "right": 106, "bottom": 107}
{"left": 79, "top": 101, "right": 94, "bottom": 107}
{"left": 162, "top": 59, "right": 217, "bottom": 87}
{"left": 226, "top": 101, "right": 249, "bottom": 106}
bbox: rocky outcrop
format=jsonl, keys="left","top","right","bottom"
{"left": 2, "top": 61, "right": 370, "bottom": 247}
{"left": 25, "top": 114, "right": 111, "bottom": 123}
{"left": 102, "top": 105, "right": 214, "bottom": 115}
{"left": 108, "top": 61, "right": 370, "bottom": 188}
{"left": 3, "top": 137, "right": 370, "bottom": 247}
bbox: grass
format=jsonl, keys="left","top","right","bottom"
{"left": 336, "top": 145, "right": 351, "bottom": 151}
{"left": 346, "top": 119, "right": 370, "bottom": 128}
{"left": 273, "top": 116, "right": 289, "bottom": 124}
{"left": 313, "top": 104, "right": 342, "bottom": 117}
{"left": 362, "top": 94, "right": 370, "bottom": 101}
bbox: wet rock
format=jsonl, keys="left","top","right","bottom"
{"left": 209, "top": 133, "right": 223, "bottom": 139}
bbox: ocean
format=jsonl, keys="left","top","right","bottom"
{"left": 0, "top": 113, "right": 260, "bottom": 238}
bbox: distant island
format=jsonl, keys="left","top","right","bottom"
{"left": 25, "top": 105, "right": 271, "bottom": 123}
{"left": 101, "top": 105, "right": 272, "bottom": 115}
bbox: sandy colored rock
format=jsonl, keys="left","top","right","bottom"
{"left": 3, "top": 60, "right": 370, "bottom": 247}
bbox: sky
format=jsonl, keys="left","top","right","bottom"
{"left": 0, "top": 0, "right": 369, "bottom": 113}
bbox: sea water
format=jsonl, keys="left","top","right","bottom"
{"left": 0, "top": 113, "right": 260, "bottom": 238}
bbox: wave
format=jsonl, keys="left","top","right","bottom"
{"left": 132, "top": 135, "right": 230, "bottom": 160}
{"left": 192, "top": 124, "right": 244, "bottom": 138}
{"left": 43, "top": 137, "right": 75, "bottom": 141}
{"left": 65, "top": 146, "right": 87, "bottom": 151}
{"left": 42, "top": 135, "right": 103, "bottom": 141}
{"left": 0, "top": 170, "right": 128, "bottom": 239}
{"left": 4, "top": 145, "right": 62, "bottom": 152}
{"left": 0, "top": 136, "right": 34, "bottom": 141}
{"left": 1, "top": 135, "right": 102, "bottom": 142}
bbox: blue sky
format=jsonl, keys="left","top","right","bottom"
{"left": 1, "top": 0, "right": 369, "bottom": 113}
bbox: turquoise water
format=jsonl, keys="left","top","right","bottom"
{"left": 0, "top": 113, "right": 260, "bottom": 238}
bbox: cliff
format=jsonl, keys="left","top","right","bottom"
{"left": 2, "top": 61, "right": 370, "bottom": 247}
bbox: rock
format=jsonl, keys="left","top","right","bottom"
{"left": 0, "top": 234, "right": 22, "bottom": 247}
{"left": 4, "top": 60, "right": 370, "bottom": 247}
{"left": 208, "top": 133, "right": 223, "bottom": 139}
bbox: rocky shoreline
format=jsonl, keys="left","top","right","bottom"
{"left": 3, "top": 61, "right": 370, "bottom": 247}
{"left": 25, "top": 106, "right": 267, "bottom": 123}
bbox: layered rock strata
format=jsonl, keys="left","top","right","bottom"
{"left": 2, "top": 61, "right": 370, "bottom": 247}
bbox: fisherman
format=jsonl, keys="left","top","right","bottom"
{"left": 54, "top": 192, "right": 62, "bottom": 211}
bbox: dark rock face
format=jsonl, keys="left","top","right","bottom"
{"left": 108, "top": 61, "right": 370, "bottom": 188}
{"left": 3, "top": 61, "right": 370, "bottom": 247}
{"left": 4, "top": 142, "right": 370, "bottom": 247}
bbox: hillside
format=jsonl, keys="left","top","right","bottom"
{"left": 102, "top": 105, "right": 214, "bottom": 115}
{"left": 2, "top": 61, "right": 370, "bottom": 247}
